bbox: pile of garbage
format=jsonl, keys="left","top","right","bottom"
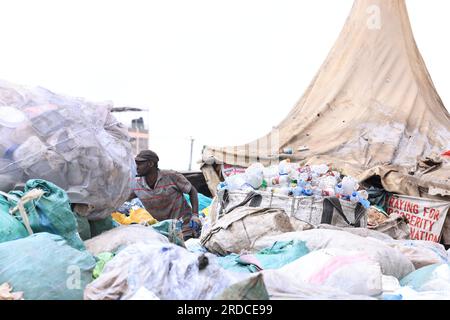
{"left": 0, "top": 174, "right": 450, "bottom": 301}
{"left": 0, "top": 80, "right": 134, "bottom": 220}
{"left": 218, "top": 161, "right": 370, "bottom": 208}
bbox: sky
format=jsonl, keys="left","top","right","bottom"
{"left": 0, "top": 0, "right": 449, "bottom": 171}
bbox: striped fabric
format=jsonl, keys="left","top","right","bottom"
{"left": 132, "top": 170, "right": 193, "bottom": 223}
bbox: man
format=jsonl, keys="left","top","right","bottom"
{"left": 128, "top": 149, "right": 201, "bottom": 240}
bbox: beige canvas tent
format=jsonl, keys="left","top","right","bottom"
{"left": 201, "top": 0, "right": 450, "bottom": 200}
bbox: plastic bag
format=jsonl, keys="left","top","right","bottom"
{"left": 386, "top": 240, "right": 448, "bottom": 269}
{"left": 0, "top": 283, "right": 24, "bottom": 300}
{"left": 0, "top": 80, "right": 134, "bottom": 220}
{"left": 84, "top": 242, "right": 247, "bottom": 300}
{"left": 112, "top": 207, "right": 158, "bottom": 226}
{"left": 254, "top": 229, "right": 415, "bottom": 279}
{"left": 7, "top": 179, "right": 85, "bottom": 250}
{"left": 400, "top": 263, "right": 450, "bottom": 292}
{"left": 214, "top": 273, "right": 269, "bottom": 300}
{"left": 0, "top": 233, "right": 96, "bottom": 300}
{"left": 152, "top": 219, "right": 185, "bottom": 247}
{"left": 218, "top": 240, "right": 309, "bottom": 273}
{"left": 271, "top": 248, "right": 383, "bottom": 296}
{"left": 85, "top": 224, "right": 169, "bottom": 255}
{"left": 184, "top": 193, "right": 213, "bottom": 212}
{"left": 385, "top": 286, "right": 450, "bottom": 300}
{"left": 0, "top": 195, "right": 28, "bottom": 243}
{"left": 262, "top": 268, "right": 377, "bottom": 300}
{"left": 93, "top": 252, "right": 115, "bottom": 279}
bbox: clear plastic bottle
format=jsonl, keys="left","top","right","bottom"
{"left": 342, "top": 176, "right": 359, "bottom": 195}
{"left": 217, "top": 182, "right": 228, "bottom": 191}
{"left": 292, "top": 186, "right": 304, "bottom": 197}
{"left": 278, "top": 159, "right": 291, "bottom": 176}
{"left": 357, "top": 190, "right": 369, "bottom": 200}
{"left": 279, "top": 175, "right": 290, "bottom": 187}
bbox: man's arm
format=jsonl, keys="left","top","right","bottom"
{"left": 188, "top": 186, "right": 199, "bottom": 215}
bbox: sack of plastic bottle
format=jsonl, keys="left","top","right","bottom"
{"left": 0, "top": 80, "right": 134, "bottom": 221}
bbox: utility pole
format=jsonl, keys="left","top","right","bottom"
{"left": 188, "top": 136, "right": 194, "bottom": 171}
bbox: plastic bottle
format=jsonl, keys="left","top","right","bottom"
{"left": 217, "top": 181, "right": 228, "bottom": 191}
{"left": 278, "top": 187, "right": 291, "bottom": 196}
{"left": 245, "top": 172, "right": 263, "bottom": 189}
{"left": 335, "top": 183, "right": 344, "bottom": 196}
{"left": 342, "top": 176, "right": 359, "bottom": 195}
{"left": 260, "top": 179, "right": 268, "bottom": 190}
{"left": 278, "top": 159, "right": 291, "bottom": 176}
{"left": 225, "top": 174, "right": 247, "bottom": 191}
{"left": 302, "top": 183, "right": 313, "bottom": 196}
{"left": 292, "top": 186, "right": 304, "bottom": 197}
{"left": 310, "top": 172, "right": 320, "bottom": 186}
{"left": 350, "top": 191, "right": 359, "bottom": 204}
{"left": 311, "top": 164, "right": 329, "bottom": 176}
{"left": 357, "top": 190, "right": 369, "bottom": 200}
{"left": 359, "top": 198, "right": 371, "bottom": 209}
{"left": 298, "top": 172, "right": 310, "bottom": 182}
{"left": 296, "top": 179, "right": 307, "bottom": 189}
{"left": 175, "top": 219, "right": 183, "bottom": 234}
{"left": 279, "top": 175, "right": 290, "bottom": 187}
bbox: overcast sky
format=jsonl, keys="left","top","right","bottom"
{"left": 0, "top": 0, "right": 448, "bottom": 171}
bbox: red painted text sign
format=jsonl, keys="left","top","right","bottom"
{"left": 387, "top": 195, "right": 450, "bottom": 242}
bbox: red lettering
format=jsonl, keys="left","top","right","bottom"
{"left": 419, "top": 230, "right": 427, "bottom": 240}
{"left": 399, "top": 199, "right": 405, "bottom": 211}
{"left": 423, "top": 207, "right": 429, "bottom": 218}
{"left": 405, "top": 201, "right": 412, "bottom": 213}
{"left": 428, "top": 220, "right": 436, "bottom": 232}
{"left": 412, "top": 204, "right": 419, "bottom": 214}
{"left": 409, "top": 215, "right": 416, "bottom": 227}
{"left": 417, "top": 216, "right": 425, "bottom": 229}
{"left": 409, "top": 226, "right": 417, "bottom": 240}
{"left": 389, "top": 197, "right": 395, "bottom": 207}
{"left": 405, "top": 213, "right": 411, "bottom": 223}
{"left": 431, "top": 209, "right": 440, "bottom": 221}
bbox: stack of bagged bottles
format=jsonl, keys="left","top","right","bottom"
{"left": 217, "top": 160, "right": 370, "bottom": 208}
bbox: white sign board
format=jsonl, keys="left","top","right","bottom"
{"left": 387, "top": 194, "right": 450, "bottom": 242}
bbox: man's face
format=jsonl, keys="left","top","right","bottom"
{"left": 135, "top": 160, "right": 153, "bottom": 177}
